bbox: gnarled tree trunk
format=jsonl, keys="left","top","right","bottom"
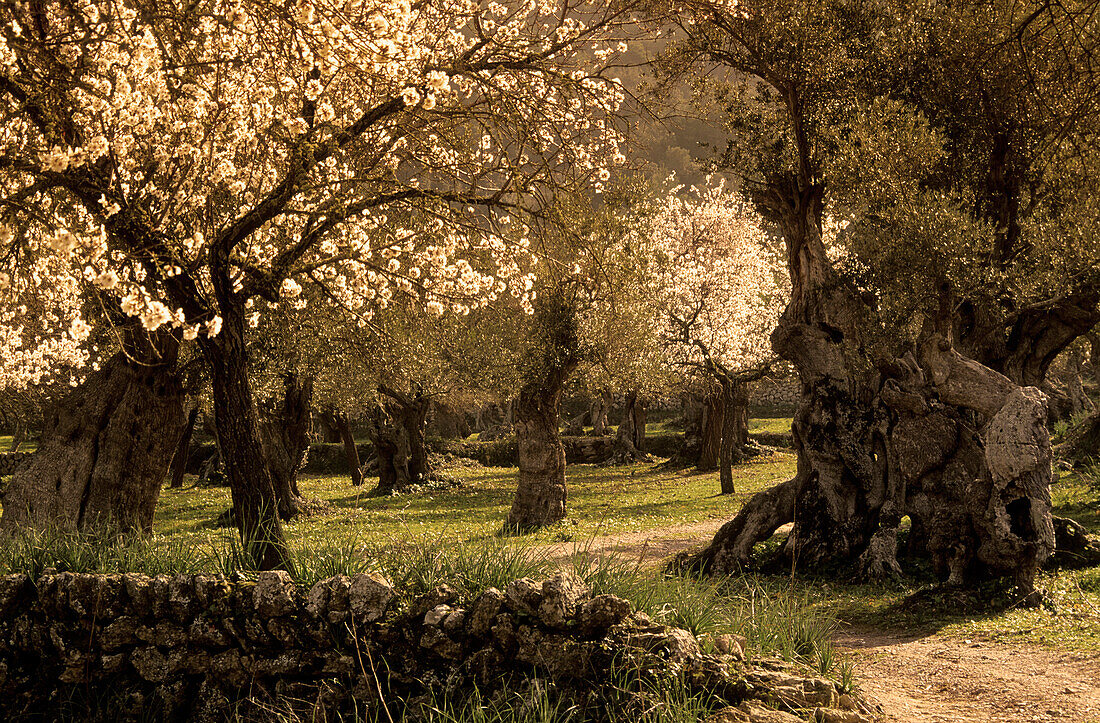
{"left": 323, "top": 408, "right": 363, "bottom": 486}
{"left": 611, "top": 390, "right": 648, "bottom": 463}
{"left": 169, "top": 405, "right": 199, "bottom": 489}
{"left": 370, "top": 385, "right": 431, "bottom": 495}
{"left": 0, "top": 331, "right": 186, "bottom": 535}
{"left": 697, "top": 391, "right": 724, "bottom": 471}
{"left": 718, "top": 380, "right": 749, "bottom": 495}
{"left": 258, "top": 373, "right": 313, "bottom": 519}
{"left": 687, "top": 180, "right": 1057, "bottom": 593}
{"left": 508, "top": 291, "right": 582, "bottom": 529}
{"left": 589, "top": 388, "right": 613, "bottom": 436}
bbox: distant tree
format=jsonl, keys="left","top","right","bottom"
{"left": 639, "top": 181, "right": 786, "bottom": 491}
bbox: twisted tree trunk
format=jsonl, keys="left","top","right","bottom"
{"left": 0, "top": 330, "right": 186, "bottom": 535}
{"left": 688, "top": 180, "right": 1057, "bottom": 593}
{"left": 508, "top": 291, "right": 582, "bottom": 529}
{"left": 697, "top": 391, "right": 724, "bottom": 472}
{"left": 201, "top": 310, "right": 293, "bottom": 572}
{"left": 169, "top": 406, "right": 199, "bottom": 489}
{"left": 589, "top": 388, "right": 613, "bottom": 436}
{"left": 371, "top": 385, "right": 431, "bottom": 494}
{"left": 258, "top": 373, "right": 313, "bottom": 519}
{"left": 611, "top": 390, "right": 648, "bottom": 463}
{"left": 718, "top": 380, "right": 749, "bottom": 495}
{"left": 323, "top": 408, "right": 363, "bottom": 486}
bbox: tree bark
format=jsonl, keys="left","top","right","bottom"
{"left": 508, "top": 292, "right": 582, "bottom": 529}
{"left": 316, "top": 412, "right": 342, "bottom": 443}
{"left": 324, "top": 409, "right": 363, "bottom": 486}
{"left": 370, "top": 385, "right": 431, "bottom": 494}
{"left": 589, "top": 388, "right": 613, "bottom": 436}
{"left": 0, "top": 331, "right": 186, "bottom": 535}
{"left": 687, "top": 178, "right": 1056, "bottom": 593}
{"left": 508, "top": 380, "right": 572, "bottom": 528}
{"left": 718, "top": 380, "right": 749, "bottom": 494}
{"left": 258, "top": 373, "right": 313, "bottom": 519}
{"left": 611, "top": 390, "right": 648, "bottom": 463}
{"left": 200, "top": 311, "right": 293, "bottom": 572}
{"left": 169, "top": 406, "right": 199, "bottom": 489}
{"left": 697, "top": 390, "right": 724, "bottom": 471}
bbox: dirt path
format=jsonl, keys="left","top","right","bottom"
{"left": 836, "top": 628, "right": 1100, "bottom": 723}
{"left": 539, "top": 516, "right": 728, "bottom": 564}
{"left": 536, "top": 522, "right": 1100, "bottom": 723}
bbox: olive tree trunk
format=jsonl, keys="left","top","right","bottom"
{"left": 718, "top": 380, "right": 749, "bottom": 495}
{"left": 507, "top": 291, "right": 582, "bottom": 529}
{"left": 168, "top": 406, "right": 199, "bottom": 489}
{"left": 0, "top": 332, "right": 186, "bottom": 535}
{"left": 697, "top": 391, "right": 724, "bottom": 471}
{"left": 323, "top": 408, "right": 363, "bottom": 486}
{"left": 611, "top": 390, "right": 648, "bottom": 463}
{"left": 370, "top": 385, "right": 431, "bottom": 495}
{"left": 688, "top": 181, "right": 1057, "bottom": 593}
{"left": 589, "top": 388, "right": 613, "bottom": 436}
{"left": 200, "top": 311, "right": 292, "bottom": 572}
{"left": 258, "top": 373, "right": 313, "bottom": 519}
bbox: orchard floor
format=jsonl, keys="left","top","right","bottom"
{"left": 10, "top": 426, "right": 1095, "bottom": 723}
{"left": 533, "top": 516, "right": 1100, "bottom": 723}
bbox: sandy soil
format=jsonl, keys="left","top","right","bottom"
{"left": 536, "top": 521, "right": 1100, "bottom": 723}
{"left": 835, "top": 628, "right": 1100, "bottom": 723}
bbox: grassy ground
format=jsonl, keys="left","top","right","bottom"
{"left": 0, "top": 435, "right": 37, "bottom": 453}
{"left": 5, "top": 416, "right": 1098, "bottom": 657}
{"left": 153, "top": 452, "right": 798, "bottom": 556}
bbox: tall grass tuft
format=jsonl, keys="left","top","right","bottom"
{"left": 367, "top": 534, "right": 551, "bottom": 599}
{"left": 0, "top": 526, "right": 200, "bottom": 577}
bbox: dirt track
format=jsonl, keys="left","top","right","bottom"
{"left": 538, "top": 521, "right": 1100, "bottom": 723}
{"left": 835, "top": 628, "right": 1100, "bottom": 723}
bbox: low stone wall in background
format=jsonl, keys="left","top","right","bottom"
{"left": 0, "top": 570, "right": 872, "bottom": 722}
{"left": 748, "top": 374, "right": 801, "bottom": 413}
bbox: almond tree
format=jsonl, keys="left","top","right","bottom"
{"left": 0, "top": 0, "right": 636, "bottom": 567}
{"left": 639, "top": 181, "right": 786, "bottom": 492}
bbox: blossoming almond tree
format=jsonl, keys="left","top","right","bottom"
{"left": 640, "top": 181, "right": 786, "bottom": 492}
{"left": 0, "top": 0, "right": 635, "bottom": 568}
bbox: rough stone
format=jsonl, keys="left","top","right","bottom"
{"left": 504, "top": 577, "right": 543, "bottom": 617}
{"left": 576, "top": 594, "right": 631, "bottom": 637}
{"left": 467, "top": 588, "right": 505, "bottom": 637}
{"left": 410, "top": 584, "right": 458, "bottom": 619}
{"left": 749, "top": 671, "right": 839, "bottom": 709}
{"left": 706, "top": 701, "right": 805, "bottom": 723}
{"left": 348, "top": 572, "right": 393, "bottom": 622}
{"left": 537, "top": 572, "right": 589, "bottom": 628}
{"left": 130, "top": 646, "right": 170, "bottom": 683}
{"left": 424, "top": 604, "right": 453, "bottom": 627}
{"left": 814, "top": 708, "right": 874, "bottom": 723}
{"left": 253, "top": 570, "right": 297, "bottom": 618}
{"left": 619, "top": 623, "right": 702, "bottom": 662}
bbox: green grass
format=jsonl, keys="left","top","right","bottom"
{"left": 747, "top": 417, "right": 792, "bottom": 435}
{"left": 0, "top": 434, "right": 37, "bottom": 454}
{"left": 152, "top": 453, "right": 798, "bottom": 555}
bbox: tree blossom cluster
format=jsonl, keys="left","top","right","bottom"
{"left": 0, "top": 240, "right": 89, "bottom": 389}
{"left": 636, "top": 181, "right": 787, "bottom": 377}
{"left": 0, "top": 0, "right": 636, "bottom": 387}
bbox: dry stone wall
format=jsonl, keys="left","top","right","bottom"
{"left": 0, "top": 570, "right": 874, "bottom": 722}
